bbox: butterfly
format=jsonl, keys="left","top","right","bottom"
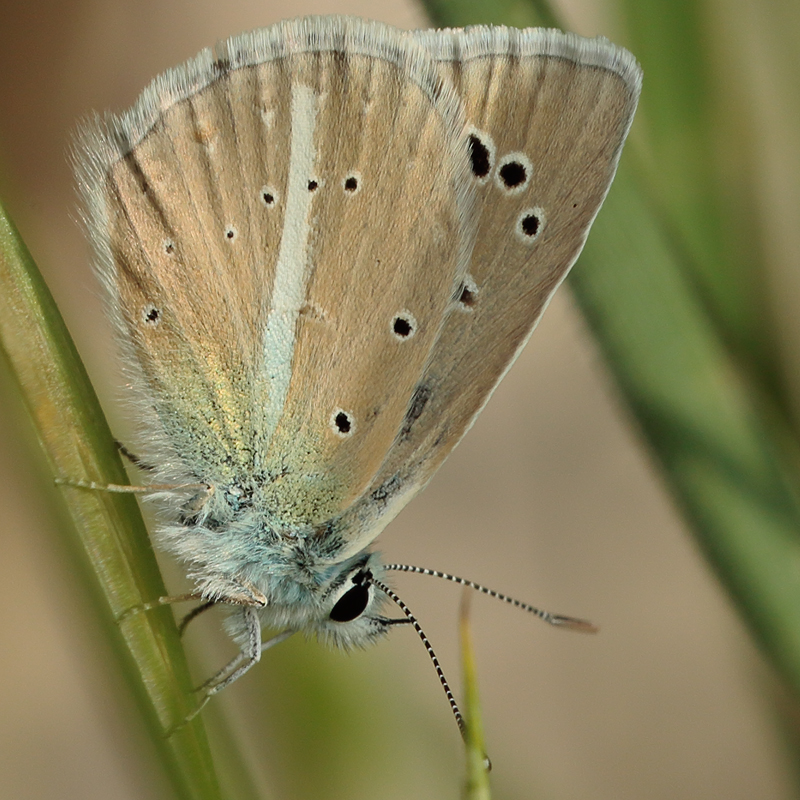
{"left": 74, "top": 15, "right": 641, "bottom": 722}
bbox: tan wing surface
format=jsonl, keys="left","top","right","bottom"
{"left": 76, "top": 18, "right": 475, "bottom": 504}
{"left": 256, "top": 44, "right": 475, "bottom": 527}
{"left": 334, "top": 26, "right": 641, "bottom": 556}
{"left": 80, "top": 57, "right": 290, "bottom": 486}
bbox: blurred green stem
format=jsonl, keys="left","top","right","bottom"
{"left": 460, "top": 590, "right": 492, "bottom": 800}
{"left": 0, "top": 197, "right": 224, "bottom": 800}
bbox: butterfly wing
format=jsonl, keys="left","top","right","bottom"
{"left": 76, "top": 18, "right": 640, "bottom": 559}
{"left": 76, "top": 18, "right": 476, "bottom": 521}
{"left": 333, "top": 26, "right": 642, "bottom": 558}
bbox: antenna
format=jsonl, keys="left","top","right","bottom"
{"left": 384, "top": 564, "right": 598, "bottom": 633}
{"left": 369, "top": 576, "right": 466, "bottom": 739}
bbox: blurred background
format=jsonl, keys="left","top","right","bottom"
{"left": 0, "top": 0, "right": 798, "bottom": 798}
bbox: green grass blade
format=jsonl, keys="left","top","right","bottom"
{"left": 423, "top": 0, "right": 557, "bottom": 28}
{"left": 0, "top": 196, "right": 224, "bottom": 800}
{"left": 573, "top": 166, "right": 800, "bottom": 692}
{"left": 460, "top": 592, "right": 491, "bottom": 800}
{"left": 621, "top": 0, "right": 783, "bottom": 408}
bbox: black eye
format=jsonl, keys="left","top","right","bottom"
{"left": 329, "top": 583, "right": 370, "bottom": 622}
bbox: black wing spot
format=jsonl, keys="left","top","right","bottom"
{"left": 212, "top": 57, "right": 231, "bottom": 75}
{"left": 499, "top": 160, "right": 527, "bottom": 188}
{"left": 343, "top": 173, "right": 361, "bottom": 193}
{"left": 392, "top": 311, "right": 417, "bottom": 339}
{"left": 261, "top": 186, "right": 277, "bottom": 206}
{"left": 331, "top": 410, "right": 354, "bottom": 436}
{"left": 455, "top": 276, "right": 478, "bottom": 310}
{"left": 468, "top": 133, "right": 492, "bottom": 179}
{"left": 496, "top": 153, "right": 532, "bottom": 193}
{"left": 516, "top": 208, "right": 545, "bottom": 243}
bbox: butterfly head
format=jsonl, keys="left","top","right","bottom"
{"left": 220, "top": 548, "right": 397, "bottom": 651}
{"left": 310, "top": 555, "right": 398, "bottom": 650}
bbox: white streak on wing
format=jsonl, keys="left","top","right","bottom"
{"left": 263, "top": 84, "right": 318, "bottom": 433}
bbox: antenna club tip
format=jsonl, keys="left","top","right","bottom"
{"left": 552, "top": 616, "right": 599, "bottom": 634}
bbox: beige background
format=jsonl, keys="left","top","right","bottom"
{"left": 0, "top": 0, "right": 795, "bottom": 798}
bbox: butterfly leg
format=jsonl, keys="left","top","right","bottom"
{"left": 198, "top": 607, "right": 266, "bottom": 696}
{"left": 115, "top": 441, "right": 156, "bottom": 472}
{"left": 55, "top": 477, "right": 211, "bottom": 493}
{"left": 114, "top": 592, "right": 204, "bottom": 625}
{"left": 178, "top": 599, "right": 217, "bottom": 635}
{"left": 55, "top": 438, "right": 210, "bottom": 493}
{"left": 185, "top": 615, "right": 295, "bottom": 724}
{"left": 181, "top": 607, "right": 260, "bottom": 723}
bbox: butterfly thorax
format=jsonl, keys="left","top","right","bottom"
{"left": 157, "top": 482, "right": 393, "bottom": 650}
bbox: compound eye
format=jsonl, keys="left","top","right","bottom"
{"left": 329, "top": 583, "right": 370, "bottom": 622}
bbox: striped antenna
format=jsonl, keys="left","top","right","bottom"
{"left": 384, "top": 564, "right": 598, "bottom": 633}
{"left": 369, "top": 576, "right": 466, "bottom": 739}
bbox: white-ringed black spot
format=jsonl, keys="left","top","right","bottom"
{"left": 225, "top": 226, "right": 238, "bottom": 241}
{"left": 331, "top": 409, "right": 354, "bottom": 437}
{"left": 260, "top": 186, "right": 277, "bottom": 206}
{"left": 391, "top": 311, "right": 417, "bottom": 340}
{"left": 343, "top": 172, "right": 361, "bottom": 193}
{"left": 495, "top": 153, "right": 532, "bottom": 194}
{"left": 142, "top": 306, "right": 161, "bottom": 325}
{"left": 455, "top": 275, "right": 478, "bottom": 310}
{"left": 162, "top": 239, "right": 175, "bottom": 256}
{"left": 516, "top": 207, "right": 546, "bottom": 243}
{"left": 499, "top": 162, "right": 526, "bottom": 187}
{"left": 307, "top": 179, "right": 319, "bottom": 191}
{"left": 466, "top": 128, "right": 494, "bottom": 182}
